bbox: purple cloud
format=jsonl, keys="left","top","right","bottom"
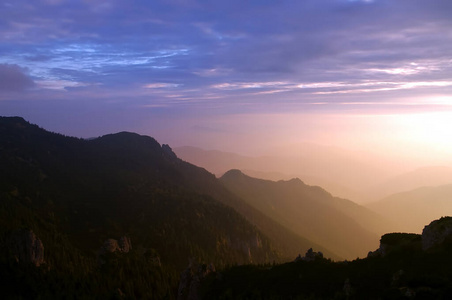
{"left": 0, "top": 64, "right": 35, "bottom": 92}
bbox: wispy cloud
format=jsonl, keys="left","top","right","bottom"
{"left": 144, "top": 83, "right": 181, "bottom": 89}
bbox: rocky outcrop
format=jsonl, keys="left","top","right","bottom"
{"left": 98, "top": 236, "right": 132, "bottom": 264}
{"left": 162, "top": 144, "right": 177, "bottom": 160}
{"left": 251, "top": 234, "right": 262, "bottom": 249}
{"left": 177, "top": 260, "right": 215, "bottom": 300}
{"left": 422, "top": 217, "right": 452, "bottom": 250}
{"left": 219, "top": 233, "right": 263, "bottom": 262}
{"left": 119, "top": 236, "right": 132, "bottom": 253}
{"left": 294, "top": 248, "right": 324, "bottom": 262}
{"left": 8, "top": 229, "right": 45, "bottom": 267}
{"left": 368, "top": 233, "right": 421, "bottom": 258}
{"left": 99, "top": 236, "right": 132, "bottom": 255}
{"left": 368, "top": 217, "right": 452, "bottom": 257}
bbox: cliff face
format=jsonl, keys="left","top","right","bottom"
{"left": 367, "top": 217, "right": 452, "bottom": 258}
{"left": 8, "top": 229, "right": 45, "bottom": 267}
{"left": 97, "top": 236, "right": 132, "bottom": 265}
{"left": 177, "top": 260, "right": 215, "bottom": 300}
{"left": 422, "top": 217, "right": 452, "bottom": 251}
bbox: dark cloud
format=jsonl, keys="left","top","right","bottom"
{"left": 0, "top": 64, "right": 35, "bottom": 92}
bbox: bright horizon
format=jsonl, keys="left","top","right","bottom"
{"left": 1, "top": 0, "right": 452, "bottom": 170}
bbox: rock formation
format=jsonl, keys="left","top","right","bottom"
{"left": 8, "top": 229, "right": 45, "bottom": 267}
{"left": 99, "top": 236, "right": 132, "bottom": 255}
{"left": 368, "top": 233, "right": 421, "bottom": 258}
{"left": 294, "top": 248, "right": 324, "bottom": 262}
{"left": 98, "top": 236, "right": 132, "bottom": 264}
{"left": 119, "top": 236, "right": 132, "bottom": 253}
{"left": 422, "top": 216, "right": 452, "bottom": 250}
{"left": 177, "top": 259, "right": 215, "bottom": 300}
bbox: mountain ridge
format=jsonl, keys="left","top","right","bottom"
{"left": 0, "top": 116, "right": 288, "bottom": 298}
{"left": 220, "top": 169, "right": 385, "bottom": 259}
{"left": 0, "top": 117, "right": 340, "bottom": 279}
{"left": 174, "top": 145, "right": 400, "bottom": 203}
{"left": 367, "top": 183, "right": 452, "bottom": 233}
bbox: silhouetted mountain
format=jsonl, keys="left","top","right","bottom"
{"left": 0, "top": 116, "right": 285, "bottom": 298}
{"left": 366, "top": 166, "right": 452, "bottom": 201}
{"left": 220, "top": 170, "right": 386, "bottom": 259}
{"left": 1, "top": 116, "right": 344, "bottom": 298}
{"left": 174, "top": 145, "right": 402, "bottom": 203}
{"left": 367, "top": 184, "right": 452, "bottom": 233}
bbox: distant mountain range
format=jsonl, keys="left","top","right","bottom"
{"left": 220, "top": 170, "right": 385, "bottom": 259}
{"left": 367, "top": 166, "right": 452, "bottom": 200}
{"left": 367, "top": 184, "right": 452, "bottom": 233}
{"left": 175, "top": 146, "right": 452, "bottom": 203}
{"left": 174, "top": 145, "right": 400, "bottom": 202}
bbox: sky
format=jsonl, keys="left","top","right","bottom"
{"left": 1, "top": 0, "right": 452, "bottom": 164}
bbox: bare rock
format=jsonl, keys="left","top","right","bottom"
{"left": 119, "top": 236, "right": 132, "bottom": 253}
{"left": 101, "top": 238, "right": 120, "bottom": 253}
{"left": 422, "top": 217, "right": 452, "bottom": 250}
{"left": 177, "top": 259, "right": 215, "bottom": 300}
{"left": 251, "top": 234, "right": 262, "bottom": 249}
{"left": 9, "top": 229, "right": 45, "bottom": 267}
{"left": 294, "top": 248, "right": 324, "bottom": 262}
{"left": 368, "top": 233, "right": 421, "bottom": 257}
{"left": 98, "top": 236, "right": 133, "bottom": 264}
{"left": 100, "top": 236, "right": 132, "bottom": 255}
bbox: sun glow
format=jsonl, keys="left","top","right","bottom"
{"left": 377, "top": 111, "right": 452, "bottom": 162}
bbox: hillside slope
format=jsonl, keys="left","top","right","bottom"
{"left": 0, "top": 116, "right": 340, "bottom": 297}
{"left": 0, "top": 117, "right": 281, "bottom": 298}
{"left": 221, "top": 170, "right": 385, "bottom": 259}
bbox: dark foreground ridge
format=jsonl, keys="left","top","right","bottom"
{"left": 200, "top": 217, "right": 452, "bottom": 299}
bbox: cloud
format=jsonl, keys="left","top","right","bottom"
{"left": 144, "top": 83, "right": 181, "bottom": 89}
{"left": 0, "top": 64, "right": 35, "bottom": 92}
{"left": 0, "top": 0, "right": 451, "bottom": 113}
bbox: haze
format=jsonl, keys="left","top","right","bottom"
{"left": 2, "top": 2, "right": 452, "bottom": 206}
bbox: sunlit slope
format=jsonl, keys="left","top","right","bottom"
{"left": 221, "top": 170, "right": 383, "bottom": 259}
{"left": 367, "top": 184, "right": 452, "bottom": 233}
